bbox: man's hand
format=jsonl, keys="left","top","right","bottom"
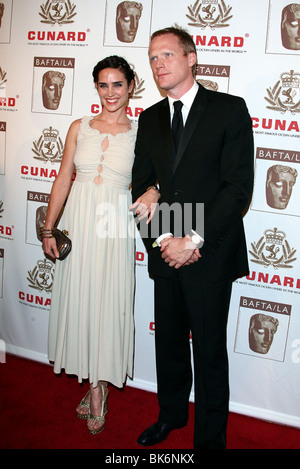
{"left": 160, "top": 236, "right": 201, "bottom": 269}
{"left": 130, "top": 188, "right": 160, "bottom": 224}
{"left": 183, "top": 249, "right": 201, "bottom": 266}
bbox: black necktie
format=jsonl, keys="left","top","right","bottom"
{"left": 171, "top": 100, "right": 183, "bottom": 153}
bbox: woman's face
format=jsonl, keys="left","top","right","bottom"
{"left": 95, "top": 67, "right": 133, "bottom": 113}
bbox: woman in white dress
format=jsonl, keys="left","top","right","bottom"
{"left": 42, "top": 56, "right": 152, "bottom": 435}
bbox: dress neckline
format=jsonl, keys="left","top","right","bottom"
{"left": 87, "top": 116, "right": 135, "bottom": 136}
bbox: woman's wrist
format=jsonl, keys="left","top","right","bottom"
{"left": 40, "top": 227, "right": 54, "bottom": 239}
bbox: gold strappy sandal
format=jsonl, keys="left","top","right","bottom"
{"left": 76, "top": 391, "right": 90, "bottom": 420}
{"left": 88, "top": 382, "right": 109, "bottom": 435}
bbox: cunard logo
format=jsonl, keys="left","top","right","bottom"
{"left": 39, "top": 0, "right": 77, "bottom": 25}
{"left": 27, "top": 258, "right": 55, "bottom": 292}
{"left": 0, "top": 201, "right": 14, "bottom": 237}
{"left": 265, "top": 70, "right": 300, "bottom": 115}
{"left": 186, "top": 0, "right": 232, "bottom": 29}
{"left": 249, "top": 227, "right": 297, "bottom": 269}
{"left": 32, "top": 126, "right": 64, "bottom": 163}
{"left": 0, "top": 68, "right": 17, "bottom": 108}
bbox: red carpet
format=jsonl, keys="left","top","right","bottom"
{"left": 1, "top": 354, "right": 300, "bottom": 450}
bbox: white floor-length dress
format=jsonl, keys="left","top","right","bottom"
{"left": 48, "top": 116, "right": 136, "bottom": 388}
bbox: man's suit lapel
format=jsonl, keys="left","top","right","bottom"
{"left": 173, "top": 85, "right": 208, "bottom": 176}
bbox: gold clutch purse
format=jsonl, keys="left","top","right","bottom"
{"left": 53, "top": 229, "right": 72, "bottom": 260}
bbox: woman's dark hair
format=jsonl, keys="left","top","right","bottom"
{"left": 92, "top": 55, "right": 135, "bottom": 87}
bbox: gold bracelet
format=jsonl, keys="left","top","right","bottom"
{"left": 40, "top": 227, "right": 54, "bottom": 239}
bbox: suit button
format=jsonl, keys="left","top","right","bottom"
{"left": 174, "top": 189, "right": 181, "bottom": 196}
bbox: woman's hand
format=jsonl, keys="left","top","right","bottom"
{"left": 42, "top": 236, "right": 59, "bottom": 260}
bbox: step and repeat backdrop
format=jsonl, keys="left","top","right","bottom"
{"left": 0, "top": 0, "right": 300, "bottom": 429}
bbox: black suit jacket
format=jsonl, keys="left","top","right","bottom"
{"left": 132, "top": 84, "right": 254, "bottom": 282}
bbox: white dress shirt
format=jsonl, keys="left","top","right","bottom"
{"left": 153, "top": 81, "right": 204, "bottom": 249}
{"left": 168, "top": 80, "right": 199, "bottom": 125}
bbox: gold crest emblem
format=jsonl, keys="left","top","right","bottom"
{"left": 186, "top": 0, "right": 232, "bottom": 29}
{"left": 265, "top": 70, "right": 300, "bottom": 115}
{"left": 39, "top": 0, "right": 77, "bottom": 25}
{"left": 249, "top": 227, "right": 297, "bottom": 269}
{"left": 27, "top": 259, "right": 55, "bottom": 292}
{"left": 0, "top": 67, "right": 7, "bottom": 90}
{"left": 32, "top": 127, "right": 64, "bottom": 163}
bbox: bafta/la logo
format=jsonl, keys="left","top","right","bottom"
{"left": 39, "top": 0, "right": 77, "bottom": 25}
{"left": 265, "top": 70, "right": 300, "bottom": 115}
{"left": 27, "top": 258, "right": 55, "bottom": 292}
{"left": 186, "top": 0, "right": 232, "bottom": 29}
{"left": 249, "top": 227, "right": 297, "bottom": 269}
{"left": 0, "top": 201, "right": 3, "bottom": 218}
{"left": 32, "top": 127, "right": 64, "bottom": 163}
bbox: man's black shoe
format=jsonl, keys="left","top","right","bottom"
{"left": 137, "top": 421, "right": 186, "bottom": 446}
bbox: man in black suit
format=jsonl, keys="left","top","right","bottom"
{"left": 131, "top": 26, "right": 254, "bottom": 449}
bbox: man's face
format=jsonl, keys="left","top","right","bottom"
{"left": 148, "top": 33, "right": 196, "bottom": 98}
{"left": 42, "top": 74, "right": 64, "bottom": 110}
{"left": 116, "top": 4, "right": 141, "bottom": 42}
{"left": 249, "top": 318, "right": 277, "bottom": 354}
{"left": 266, "top": 170, "right": 296, "bottom": 209}
{"left": 281, "top": 6, "right": 300, "bottom": 50}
